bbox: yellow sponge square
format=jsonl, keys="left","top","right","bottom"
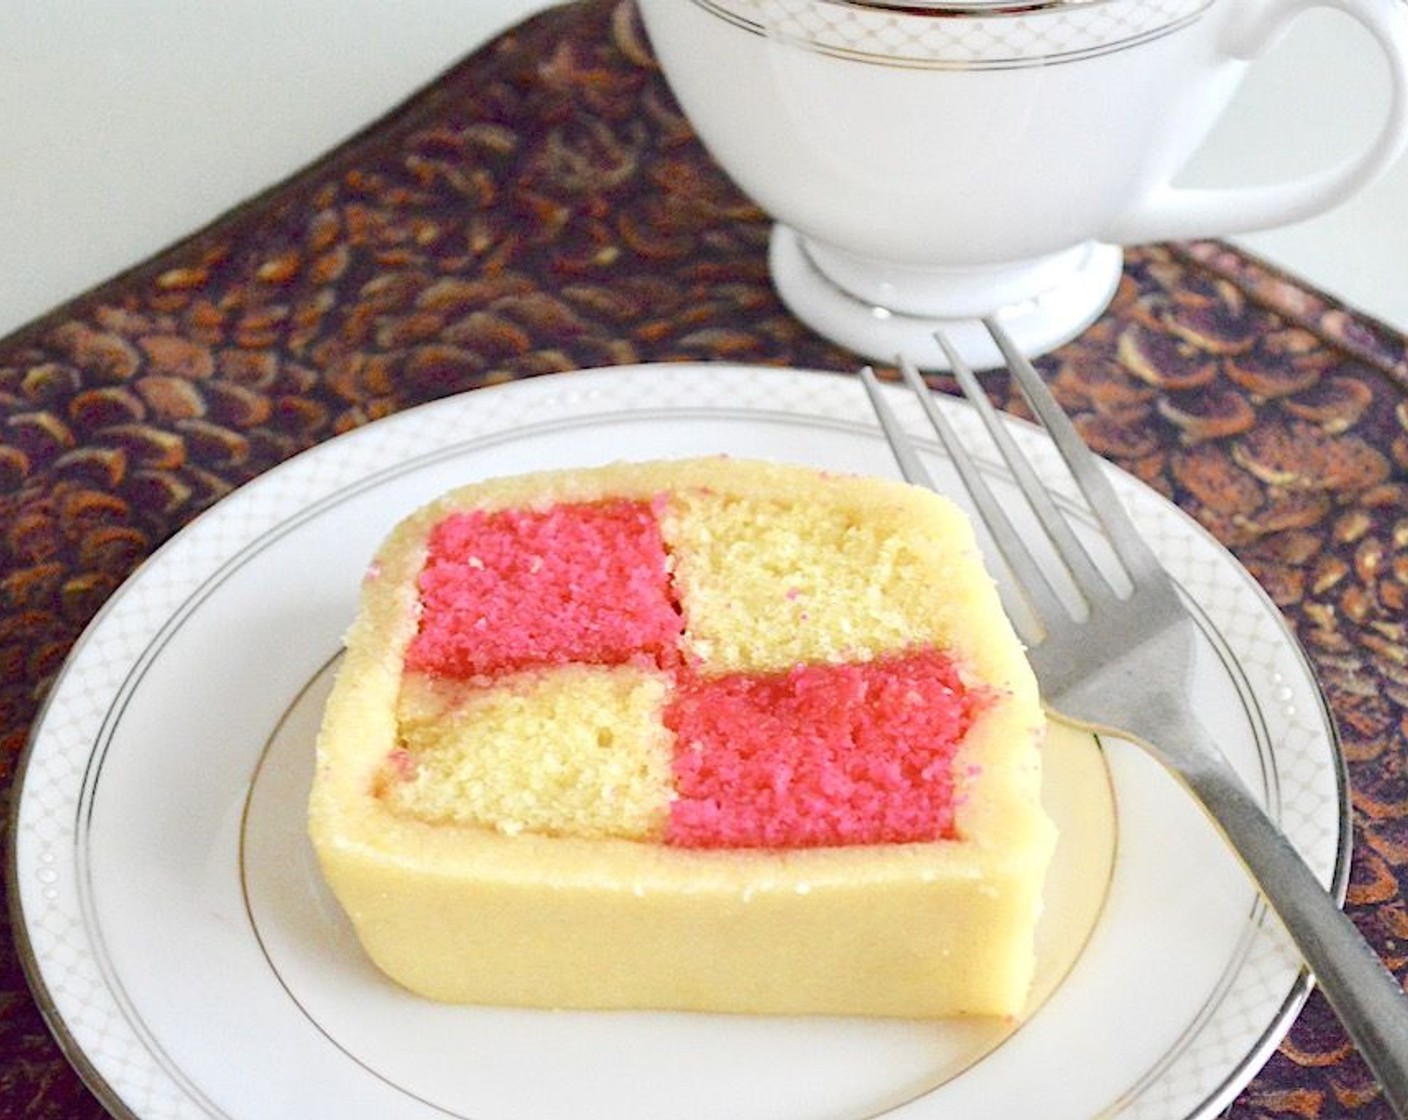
{"left": 383, "top": 665, "right": 675, "bottom": 841}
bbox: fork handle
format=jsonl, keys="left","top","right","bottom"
{"left": 1149, "top": 711, "right": 1408, "bottom": 1115}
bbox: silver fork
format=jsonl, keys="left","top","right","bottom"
{"left": 860, "top": 319, "right": 1408, "bottom": 1115}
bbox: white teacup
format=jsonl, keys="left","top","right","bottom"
{"left": 637, "top": 0, "right": 1408, "bottom": 367}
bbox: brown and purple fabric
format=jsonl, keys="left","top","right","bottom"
{"left": 2, "top": 1, "right": 1405, "bottom": 1116}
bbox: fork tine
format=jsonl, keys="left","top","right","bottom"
{"left": 857, "top": 365, "right": 938, "bottom": 492}
{"left": 935, "top": 330, "right": 1116, "bottom": 610}
{"left": 859, "top": 362, "right": 1066, "bottom": 642}
{"left": 982, "top": 318, "right": 1168, "bottom": 586}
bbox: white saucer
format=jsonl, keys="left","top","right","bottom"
{"left": 770, "top": 227, "right": 1124, "bottom": 369}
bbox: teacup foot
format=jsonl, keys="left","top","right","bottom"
{"left": 769, "top": 228, "right": 1123, "bottom": 371}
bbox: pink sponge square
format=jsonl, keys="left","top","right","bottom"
{"left": 405, "top": 499, "right": 682, "bottom": 678}
{"left": 664, "top": 651, "right": 985, "bottom": 849}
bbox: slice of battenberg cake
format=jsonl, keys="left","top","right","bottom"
{"left": 308, "top": 457, "right": 1057, "bottom": 1018}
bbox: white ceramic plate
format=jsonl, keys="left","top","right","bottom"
{"left": 10, "top": 363, "right": 1347, "bottom": 1120}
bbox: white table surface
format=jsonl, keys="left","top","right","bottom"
{"left": 2, "top": 2, "right": 1406, "bottom": 342}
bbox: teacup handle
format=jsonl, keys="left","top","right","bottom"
{"left": 1104, "top": 0, "right": 1408, "bottom": 244}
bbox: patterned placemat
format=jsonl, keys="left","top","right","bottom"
{"left": 2, "top": 1, "right": 1405, "bottom": 1116}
